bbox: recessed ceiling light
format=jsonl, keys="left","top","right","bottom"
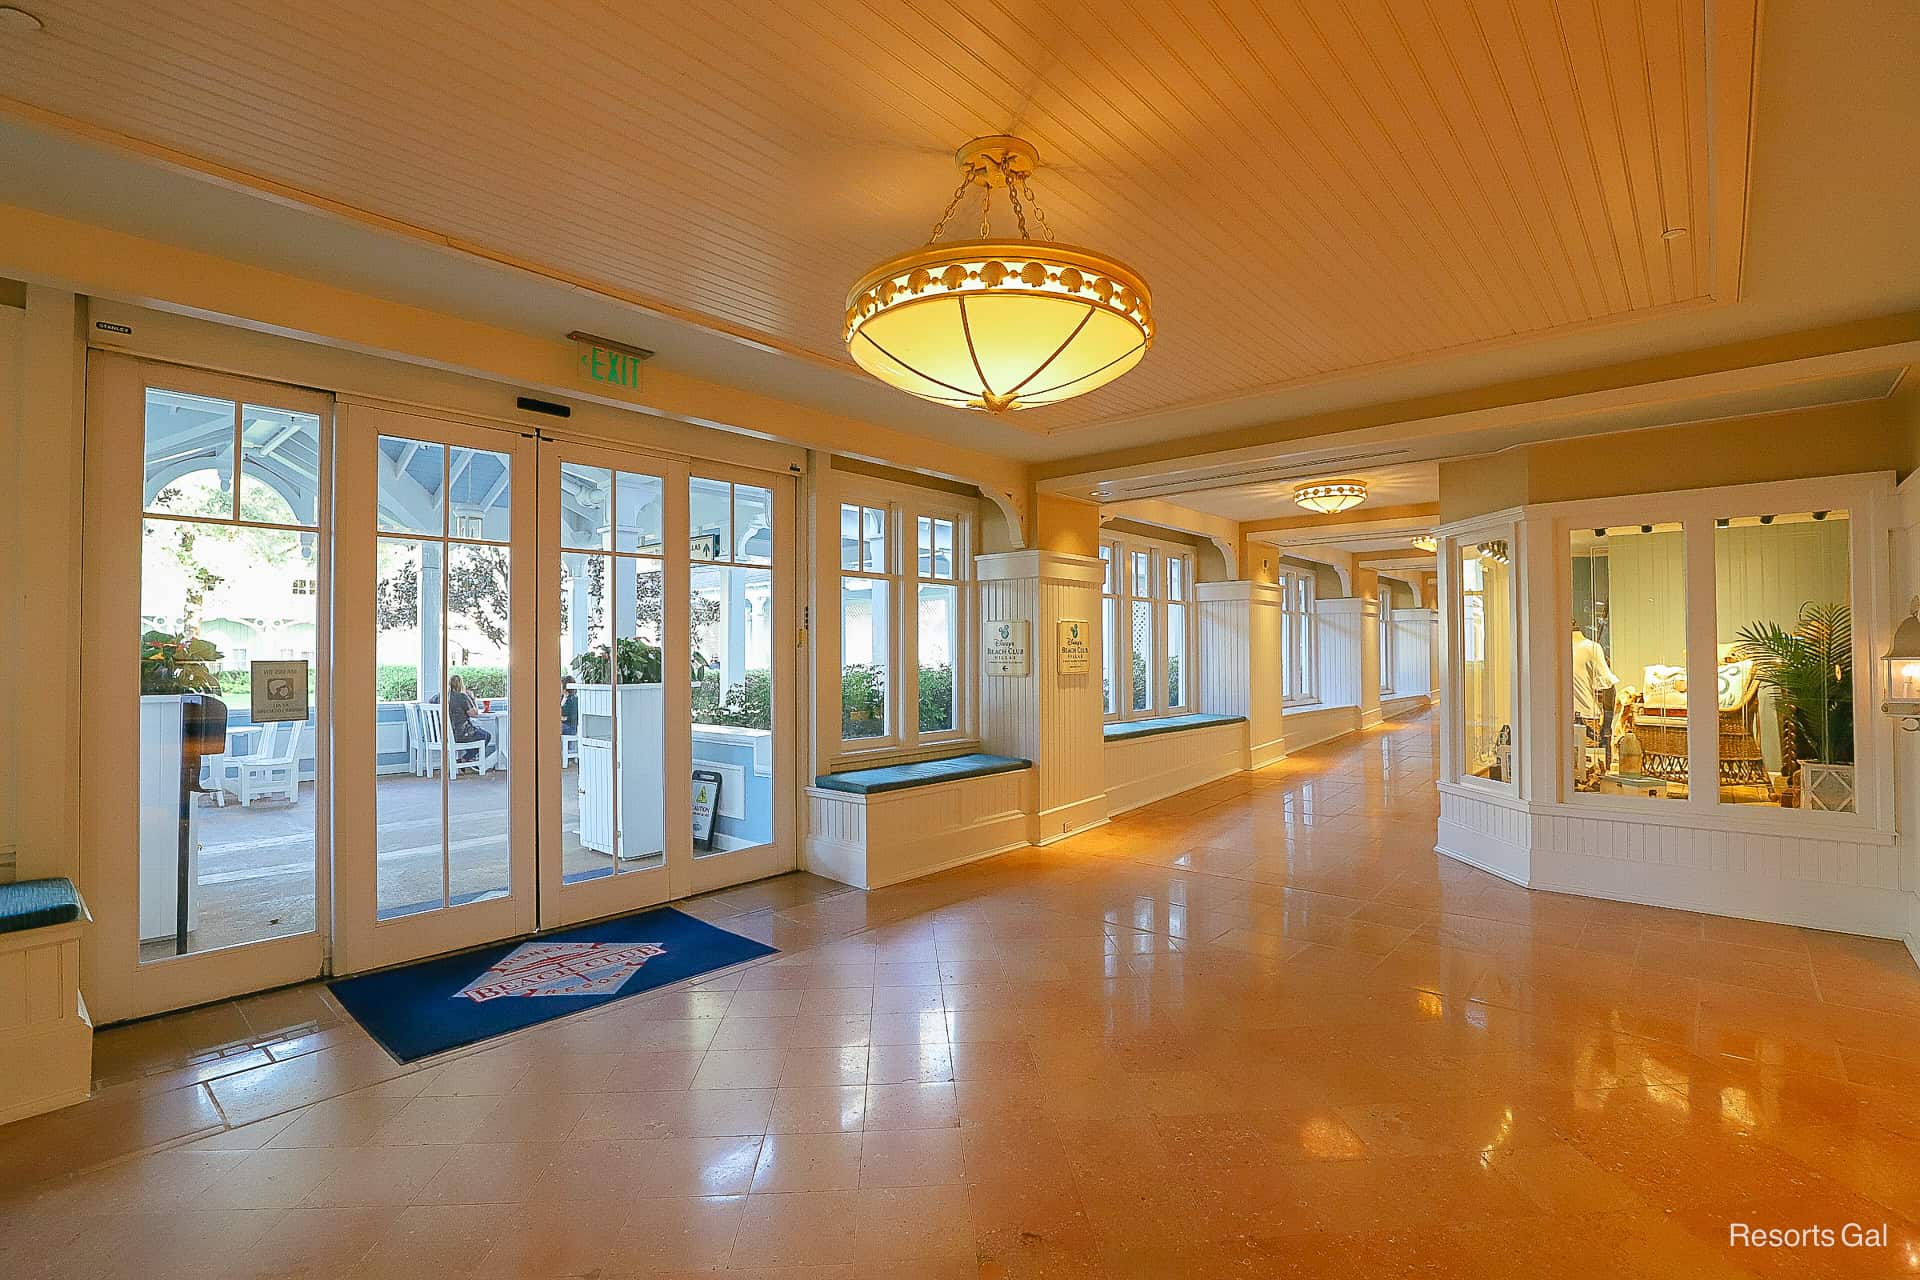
{"left": 1661, "top": 226, "right": 1689, "bottom": 240}
{"left": 0, "top": 6, "right": 44, "bottom": 32}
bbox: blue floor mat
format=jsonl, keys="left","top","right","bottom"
{"left": 329, "top": 906, "right": 776, "bottom": 1062}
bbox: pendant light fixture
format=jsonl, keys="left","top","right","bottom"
{"left": 844, "top": 136, "right": 1153, "bottom": 413}
{"left": 1291, "top": 480, "right": 1368, "bottom": 515}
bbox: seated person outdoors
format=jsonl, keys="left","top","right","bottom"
{"left": 434, "top": 673, "right": 493, "bottom": 759}
{"left": 560, "top": 675, "right": 578, "bottom": 737}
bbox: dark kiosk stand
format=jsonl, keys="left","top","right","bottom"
{"left": 175, "top": 694, "right": 228, "bottom": 955}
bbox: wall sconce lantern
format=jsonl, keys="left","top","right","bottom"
{"left": 1880, "top": 597, "right": 1920, "bottom": 729}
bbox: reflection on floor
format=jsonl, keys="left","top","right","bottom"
{"left": 13, "top": 711, "right": 1920, "bottom": 1278}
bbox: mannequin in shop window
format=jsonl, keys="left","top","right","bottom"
{"left": 1573, "top": 620, "right": 1618, "bottom": 769}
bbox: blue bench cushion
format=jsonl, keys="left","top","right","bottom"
{"left": 1103, "top": 713, "right": 1247, "bottom": 743}
{"left": 0, "top": 877, "right": 83, "bottom": 934}
{"left": 815, "top": 752, "right": 1031, "bottom": 796}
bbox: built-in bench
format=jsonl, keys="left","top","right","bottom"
{"left": 805, "top": 752, "right": 1034, "bottom": 889}
{"left": 0, "top": 877, "right": 93, "bottom": 1125}
{"left": 1102, "top": 713, "right": 1246, "bottom": 742}
{"left": 1104, "top": 713, "right": 1250, "bottom": 814}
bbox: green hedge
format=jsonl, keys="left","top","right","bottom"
{"left": 375, "top": 665, "right": 507, "bottom": 701}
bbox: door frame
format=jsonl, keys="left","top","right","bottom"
{"left": 330, "top": 402, "right": 539, "bottom": 975}
{"left": 80, "top": 354, "right": 333, "bottom": 1023}
{"left": 535, "top": 438, "right": 800, "bottom": 922}
{"left": 534, "top": 437, "right": 685, "bottom": 926}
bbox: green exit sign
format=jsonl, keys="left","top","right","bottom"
{"left": 569, "top": 331, "right": 653, "bottom": 391}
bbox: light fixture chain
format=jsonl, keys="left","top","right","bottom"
{"left": 980, "top": 185, "right": 991, "bottom": 237}
{"left": 1005, "top": 171, "right": 1032, "bottom": 239}
{"left": 1019, "top": 177, "right": 1052, "bottom": 241}
{"left": 926, "top": 174, "right": 973, "bottom": 245}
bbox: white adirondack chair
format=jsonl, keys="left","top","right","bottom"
{"left": 215, "top": 720, "right": 302, "bottom": 806}
{"left": 419, "top": 704, "right": 493, "bottom": 777}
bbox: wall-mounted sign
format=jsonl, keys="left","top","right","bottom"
{"left": 692, "top": 768, "right": 724, "bottom": 851}
{"left": 985, "top": 620, "right": 1031, "bottom": 677}
{"left": 250, "top": 660, "right": 310, "bottom": 723}
{"left": 569, "top": 330, "right": 654, "bottom": 391}
{"left": 1057, "top": 619, "right": 1091, "bottom": 674}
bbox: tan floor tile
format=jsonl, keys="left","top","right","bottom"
{"left": 863, "top": 1082, "right": 959, "bottom": 1130}
{"left": 860, "top": 1128, "right": 965, "bottom": 1186}
{"left": 750, "top": 1131, "right": 866, "bottom": 1191}
{"left": 767, "top": 1085, "right": 868, "bottom": 1133}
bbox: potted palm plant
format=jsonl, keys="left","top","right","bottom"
{"left": 1733, "top": 603, "right": 1854, "bottom": 811}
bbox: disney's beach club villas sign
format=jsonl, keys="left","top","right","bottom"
{"left": 1057, "top": 619, "right": 1091, "bottom": 674}
{"left": 985, "top": 619, "right": 1032, "bottom": 677}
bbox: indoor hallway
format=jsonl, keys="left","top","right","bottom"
{"left": 3, "top": 711, "right": 1919, "bottom": 1278}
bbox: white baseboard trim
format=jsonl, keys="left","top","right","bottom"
{"left": 1033, "top": 795, "right": 1109, "bottom": 845}
{"left": 1248, "top": 736, "right": 1287, "bottom": 770}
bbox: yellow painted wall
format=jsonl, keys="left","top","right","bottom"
{"left": 1442, "top": 398, "right": 1905, "bottom": 522}
{"left": 1033, "top": 493, "right": 1101, "bottom": 557}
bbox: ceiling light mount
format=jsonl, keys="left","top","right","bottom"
{"left": 955, "top": 135, "right": 1039, "bottom": 189}
{"left": 0, "top": 5, "right": 44, "bottom": 31}
{"left": 1291, "top": 480, "right": 1368, "bottom": 515}
{"left": 844, "top": 135, "right": 1153, "bottom": 415}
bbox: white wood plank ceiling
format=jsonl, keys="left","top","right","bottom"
{"left": 0, "top": 0, "right": 1758, "bottom": 435}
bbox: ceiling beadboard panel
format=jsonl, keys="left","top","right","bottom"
{"left": 0, "top": 0, "right": 1757, "bottom": 434}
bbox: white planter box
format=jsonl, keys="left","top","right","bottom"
{"left": 577, "top": 683, "right": 665, "bottom": 858}
{"left": 138, "top": 695, "right": 200, "bottom": 942}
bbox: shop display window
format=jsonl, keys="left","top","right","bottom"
{"left": 1569, "top": 523, "right": 1686, "bottom": 800}
{"left": 1716, "top": 511, "right": 1854, "bottom": 812}
{"left": 1459, "top": 538, "right": 1515, "bottom": 784}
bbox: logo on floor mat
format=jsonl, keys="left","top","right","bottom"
{"left": 455, "top": 940, "right": 667, "bottom": 1002}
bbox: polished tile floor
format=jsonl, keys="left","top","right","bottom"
{"left": 7, "top": 712, "right": 1920, "bottom": 1278}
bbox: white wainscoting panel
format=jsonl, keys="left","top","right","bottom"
{"left": 804, "top": 767, "right": 1034, "bottom": 890}
{"left": 1435, "top": 783, "right": 1532, "bottom": 885}
{"left": 1104, "top": 722, "right": 1248, "bottom": 816}
{"left": 1435, "top": 781, "right": 1914, "bottom": 939}
{"left": 0, "top": 912, "right": 91, "bottom": 1125}
{"left": 1277, "top": 704, "right": 1361, "bottom": 755}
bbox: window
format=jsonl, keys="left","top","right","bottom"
{"left": 1280, "top": 570, "right": 1316, "bottom": 705}
{"left": 1717, "top": 510, "right": 1853, "bottom": 813}
{"left": 836, "top": 486, "right": 972, "bottom": 752}
{"left": 1102, "top": 533, "right": 1196, "bottom": 721}
{"left": 1459, "top": 536, "right": 1515, "bottom": 784}
{"left": 1570, "top": 523, "right": 1685, "bottom": 800}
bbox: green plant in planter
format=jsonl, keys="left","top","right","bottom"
{"left": 141, "top": 629, "right": 224, "bottom": 695}
{"left": 571, "top": 636, "right": 664, "bottom": 685}
{"left": 1733, "top": 602, "right": 1854, "bottom": 766}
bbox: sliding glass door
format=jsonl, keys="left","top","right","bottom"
{"left": 82, "top": 357, "right": 333, "bottom": 1020}
{"left": 333, "top": 405, "right": 537, "bottom": 974}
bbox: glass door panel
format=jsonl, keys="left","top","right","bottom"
{"left": 686, "top": 470, "right": 792, "bottom": 893}
{"left": 334, "top": 408, "right": 534, "bottom": 975}
{"left": 540, "top": 446, "right": 679, "bottom": 924}
{"left": 84, "top": 356, "right": 331, "bottom": 1020}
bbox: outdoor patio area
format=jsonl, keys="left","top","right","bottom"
{"left": 139, "top": 766, "right": 633, "bottom": 962}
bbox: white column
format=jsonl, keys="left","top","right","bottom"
{"left": 976, "top": 550, "right": 1107, "bottom": 841}
{"left": 1196, "top": 580, "right": 1286, "bottom": 768}
{"left": 11, "top": 288, "right": 84, "bottom": 881}
{"left": 418, "top": 541, "right": 443, "bottom": 697}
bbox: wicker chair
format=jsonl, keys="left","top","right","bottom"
{"left": 1632, "top": 657, "right": 1769, "bottom": 790}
